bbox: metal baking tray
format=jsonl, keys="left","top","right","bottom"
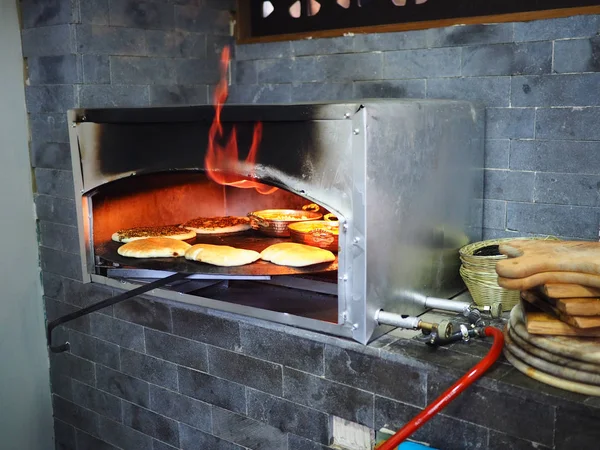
{"left": 95, "top": 231, "right": 338, "bottom": 277}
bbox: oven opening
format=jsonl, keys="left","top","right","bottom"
{"left": 90, "top": 171, "right": 341, "bottom": 324}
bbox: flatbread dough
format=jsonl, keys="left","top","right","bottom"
{"left": 260, "top": 242, "right": 335, "bottom": 267}
{"left": 117, "top": 237, "right": 192, "bottom": 258}
{"left": 185, "top": 244, "right": 260, "bottom": 267}
{"left": 112, "top": 225, "right": 196, "bottom": 243}
{"left": 181, "top": 216, "right": 251, "bottom": 234}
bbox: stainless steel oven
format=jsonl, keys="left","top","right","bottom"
{"left": 67, "top": 100, "right": 484, "bottom": 344}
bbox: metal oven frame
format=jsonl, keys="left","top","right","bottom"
{"left": 62, "top": 100, "right": 484, "bottom": 345}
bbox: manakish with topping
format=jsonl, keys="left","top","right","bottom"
{"left": 185, "top": 243, "right": 260, "bottom": 267}
{"left": 260, "top": 242, "right": 335, "bottom": 267}
{"left": 117, "top": 237, "right": 192, "bottom": 258}
{"left": 112, "top": 225, "right": 196, "bottom": 243}
{"left": 181, "top": 216, "right": 251, "bottom": 234}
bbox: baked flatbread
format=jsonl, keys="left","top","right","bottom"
{"left": 117, "top": 237, "right": 192, "bottom": 258}
{"left": 185, "top": 244, "right": 260, "bottom": 267}
{"left": 260, "top": 243, "right": 335, "bottom": 267}
{"left": 112, "top": 225, "right": 196, "bottom": 243}
{"left": 181, "top": 216, "right": 251, "bottom": 234}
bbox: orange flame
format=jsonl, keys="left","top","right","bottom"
{"left": 205, "top": 46, "right": 278, "bottom": 195}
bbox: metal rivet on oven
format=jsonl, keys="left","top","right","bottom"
{"left": 353, "top": 236, "right": 361, "bottom": 244}
{"left": 339, "top": 274, "right": 348, "bottom": 281}
{"left": 344, "top": 113, "right": 351, "bottom": 119}
{"left": 343, "top": 223, "right": 348, "bottom": 231}
{"left": 71, "top": 122, "right": 77, "bottom": 128}
{"left": 353, "top": 128, "right": 360, "bottom": 135}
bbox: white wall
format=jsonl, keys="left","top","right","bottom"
{"left": 0, "top": 0, "right": 54, "bottom": 449}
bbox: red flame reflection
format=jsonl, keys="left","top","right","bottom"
{"left": 205, "top": 46, "right": 278, "bottom": 195}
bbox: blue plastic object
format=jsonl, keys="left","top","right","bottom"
{"left": 398, "top": 442, "right": 438, "bottom": 450}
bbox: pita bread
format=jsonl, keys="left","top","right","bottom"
{"left": 185, "top": 244, "right": 260, "bottom": 267}
{"left": 117, "top": 237, "right": 192, "bottom": 258}
{"left": 112, "top": 225, "right": 196, "bottom": 243}
{"left": 260, "top": 243, "right": 335, "bottom": 267}
{"left": 181, "top": 216, "right": 251, "bottom": 234}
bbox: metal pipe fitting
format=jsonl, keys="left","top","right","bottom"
{"left": 424, "top": 296, "right": 470, "bottom": 314}
{"left": 426, "top": 325, "right": 487, "bottom": 346}
{"left": 418, "top": 320, "right": 436, "bottom": 333}
{"left": 395, "top": 290, "right": 505, "bottom": 319}
{"left": 395, "top": 290, "right": 471, "bottom": 314}
{"left": 470, "top": 302, "right": 503, "bottom": 319}
{"left": 375, "top": 310, "right": 420, "bottom": 329}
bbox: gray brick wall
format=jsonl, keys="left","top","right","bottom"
{"left": 18, "top": 2, "right": 600, "bottom": 449}
{"left": 43, "top": 277, "right": 600, "bottom": 450}
{"left": 231, "top": 15, "right": 600, "bottom": 241}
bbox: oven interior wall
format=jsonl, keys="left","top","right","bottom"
{"left": 76, "top": 113, "right": 353, "bottom": 219}
{"left": 91, "top": 172, "right": 310, "bottom": 246}
{"left": 91, "top": 171, "right": 340, "bottom": 323}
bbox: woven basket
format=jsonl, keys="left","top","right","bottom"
{"left": 459, "top": 236, "right": 559, "bottom": 311}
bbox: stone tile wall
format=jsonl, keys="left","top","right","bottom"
{"left": 45, "top": 284, "right": 600, "bottom": 450}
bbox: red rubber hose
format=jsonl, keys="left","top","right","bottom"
{"left": 377, "top": 327, "right": 504, "bottom": 450}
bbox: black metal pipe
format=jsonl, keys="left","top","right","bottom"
{"left": 47, "top": 272, "right": 188, "bottom": 353}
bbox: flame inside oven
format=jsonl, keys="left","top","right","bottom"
{"left": 205, "top": 46, "right": 278, "bottom": 195}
